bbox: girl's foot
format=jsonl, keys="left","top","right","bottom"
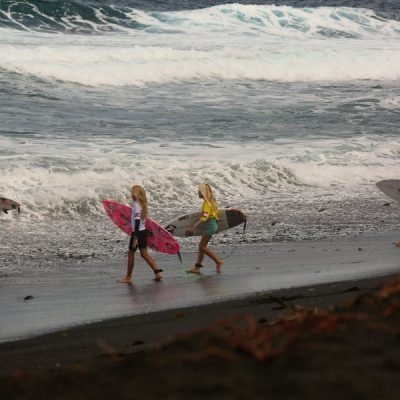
{"left": 118, "top": 276, "right": 132, "bottom": 283}
{"left": 154, "top": 269, "right": 163, "bottom": 281}
{"left": 393, "top": 241, "right": 400, "bottom": 247}
{"left": 186, "top": 263, "right": 203, "bottom": 274}
{"left": 216, "top": 259, "right": 224, "bottom": 273}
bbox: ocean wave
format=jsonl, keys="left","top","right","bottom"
{"left": 0, "top": 159, "right": 300, "bottom": 220}
{"left": 1, "top": 136, "right": 400, "bottom": 221}
{"left": 1, "top": 33, "right": 399, "bottom": 86}
{"left": 1, "top": 2, "right": 399, "bottom": 36}
{"left": 1, "top": 3, "right": 400, "bottom": 85}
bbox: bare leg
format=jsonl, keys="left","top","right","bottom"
{"left": 200, "top": 237, "right": 224, "bottom": 273}
{"left": 140, "top": 249, "right": 163, "bottom": 281}
{"left": 188, "top": 235, "right": 224, "bottom": 273}
{"left": 196, "top": 244, "right": 206, "bottom": 266}
{"left": 187, "top": 235, "right": 209, "bottom": 274}
{"left": 119, "top": 249, "right": 135, "bottom": 283}
{"left": 393, "top": 241, "right": 400, "bottom": 247}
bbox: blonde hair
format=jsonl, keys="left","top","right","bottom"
{"left": 198, "top": 183, "right": 218, "bottom": 210}
{"left": 131, "top": 185, "right": 148, "bottom": 218}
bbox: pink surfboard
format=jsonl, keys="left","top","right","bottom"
{"left": 102, "top": 200, "right": 180, "bottom": 256}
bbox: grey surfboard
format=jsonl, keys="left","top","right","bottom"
{"left": 164, "top": 208, "right": 246, "bottom": 237}
{"left": 0, "top": 195, "right": 21, "bottom": 214}
{"left": 376, "top": 180, "right": 400, "bottom": 201}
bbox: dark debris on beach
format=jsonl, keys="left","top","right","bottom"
{"left": 1, "top": 277, "right": 400, "bottom": 399}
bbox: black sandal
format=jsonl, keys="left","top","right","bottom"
{"left": 186, "top": 263, "right": 203, "bottom": 274}
{"left": 153, "top": 269, "right": 163, "bottom": 281}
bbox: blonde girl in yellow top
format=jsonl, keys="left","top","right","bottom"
{"left": 119, "top": 185, "right": 163, "bottom": 283}
{"left": 187, "top": 184, "right": 224, "bottom": 274}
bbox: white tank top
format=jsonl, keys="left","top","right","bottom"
{"left": 131, "top": 201, "right": 146, "bottom": 231}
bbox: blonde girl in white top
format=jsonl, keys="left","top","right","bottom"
{"left": 119, "top": 185, "right": 163, "bottom": 283}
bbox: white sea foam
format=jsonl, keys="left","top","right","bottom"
{"left": 0, "top": 5, "right": 400, "bottom": 86}
{"left": 380, "top": 96, "right": 400, "bottom": 109}
{"left": 1, "top": 40, "right": 400, "bottom": 86}
{"left": 1, "top": 135, "right": 400, "bottom": 221}
{"left": 2, "top": 4, "right": 400, "bottom": 38}
{"left": 154, "top": 5, "right": 400, "bottom": 38}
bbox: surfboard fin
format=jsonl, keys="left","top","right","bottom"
{"left": 177, "top": 251, "right": 182, "bottom": 264}
{"left": 3, "top": 209, "right": 8, "bottom": 214}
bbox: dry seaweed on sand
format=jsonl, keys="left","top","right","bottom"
{"left": 1, "top": 277, "right": 400, "bottom": 400}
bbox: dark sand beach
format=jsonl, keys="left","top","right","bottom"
{"left": 1, "top": 233, "right": 400, "bottom": 399}
{"left": 1, "top": 273, "right": 399, "bottom": 399}
{"left": 1, "top": 0, "right": 400, "bottom": 398}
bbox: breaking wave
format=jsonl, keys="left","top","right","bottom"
{"left": 1, "top": 3, "right": 400, "bottom": 85}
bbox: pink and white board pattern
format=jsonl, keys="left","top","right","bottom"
{"left": 0, "top": 196, "right": 21, "bottom": 214}
{"left": 102, "top": 200, "right": 180, "bottom": 256}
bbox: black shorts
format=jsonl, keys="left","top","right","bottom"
{"left": 129, "top": 229, "right": 148, "bottom": 251}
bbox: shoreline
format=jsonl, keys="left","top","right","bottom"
{"left": 0, "top": 273, "right": 396, "bottom": 376}
{"left": 1, "top": 231, "right": 400, "bottom": 344}
{"left": 0, "top": 234, "right": 400, "bottom": 399}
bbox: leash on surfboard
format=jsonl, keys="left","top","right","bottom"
{"left": 211, "top": 218, "right": 247, "bottom": 260}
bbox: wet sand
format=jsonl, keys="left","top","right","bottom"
{"left": 1, "top": 232, "right": 400, "bottom": 343}
{"left": 0, "top": 273, "right": 393, "bottom": 372}
{"left": 1, "top": 232, "right": 400, "bottom": 399}
{"left": 0, "top": 274, "right": 399, "bottom": 399}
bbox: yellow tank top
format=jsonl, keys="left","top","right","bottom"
{"left": 200, "top": 201, "right": 219, "bottom": 221}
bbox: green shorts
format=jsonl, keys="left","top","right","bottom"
{"left": 204, "top": 218, "right": 218, "bottom": 236}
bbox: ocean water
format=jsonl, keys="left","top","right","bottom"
{"left": 1, "top": 0, "right": 400, "bottom": 277}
